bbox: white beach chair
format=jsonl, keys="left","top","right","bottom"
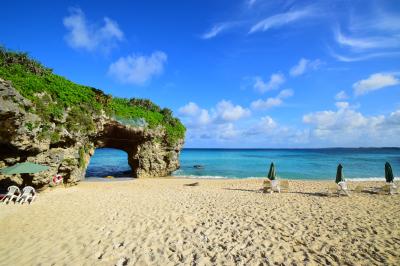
{"left": 1, "top": 186, "right": 21, "bottom": 204}
{"left": 337, "top": 181, "right": 350, "bottom": 196}
{"left": 327, "top": 183, "right": 339, "bottom": 196}
{"left": 280, "top": 180, "right": 290, "bottom": 193}
{"left": 263, "top": 180, "right": 280, "bottom": 193}
{"left": 377, "top": 183, "right": 398, "bottom": 195}
{"left": 18, "top": 186, "right": 36, "bottom": 204}
{"left": 326, "top": 182, "right": 349, "bottom": 196}
{"left": 354, "top": 184, "right": 365, "bottom": 193}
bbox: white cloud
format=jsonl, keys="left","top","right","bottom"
{"left": 178, "top": 100, "right": 249, "bottom": 128}
{"left": 349, "top": 10, "right": 400, "bottom": 33}
{"left": 251, "top": 98, "right": 282, "bottom": 110}
{"left": 179, "top": 102, "right": 211, "bottom": 127}
{"left": 249, "top": 7, "right": 315, "bottom": 34}
{"left": 335, "top": 90, "right": 349, "bottom": 100}
{"left": 277, "top": 89, "right": 294, "bottom": 98}
{"left": 330, "top": 10, "right": 400, "bottom": 62}
{"left": 108, "top": 51, "right": 167, "bottom": 85}
{"left": 201, "top": 23, "right": 229, "bottom": 39}
{"left": 247, "top": 116, "right": 278, "bottom": 135}
{"left": 259, "top": 116, "right": 277, "bottom": 129}
{"left": 303, "top": 104, "right": 400, "bottom": 146}
{"left": 289, "top": 58, "right": 321, "bottom": 77}
{"left": 329, "top": 50, "right": 400, "bottom": 62}
{"left": 215, "top": 100, "right": 251, "bottom": 122}
{"left": 335, "top": 101, "right": 350, "bottom": 109}
{"left": 179, "top": 102, "right": 200, "bottom": 116}
{"left": 251, "top": 89, "right": 294, "bottom": 110}
{"left": 63, "top": 8, "right": 123, "bottom": 52}
{"left": 198, "top": 109, "right": 212, "bottom": 125}
{"left": 178, "top": 100, "right": 252, "bottom": 143}
{"left": 253, "top": 73, "right": 285, "bottom": 93}
{"left": 217, "top": 123, "right": 239, "bottom": 140}
{"left": 242, "top": 116, "right": 309, "bottom": 145}
{"left": 201, "top": 22, "right": 239, "bottom": 39}
{"left": 353, "top": 73, "right": 399, "bottom": 96}
{"left": 334, "top": 28, "right": 400, "bottom": 50}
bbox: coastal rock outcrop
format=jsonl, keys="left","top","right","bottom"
{"left": 0, "top": 78, "right": 184, "bottom": 190}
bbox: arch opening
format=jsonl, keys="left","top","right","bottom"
{"left": 85, "top": 148, "right": 132, "bottom": 178}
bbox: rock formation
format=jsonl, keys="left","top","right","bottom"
{"left": 0, "top": 78, "right": 184, "bottom": 190}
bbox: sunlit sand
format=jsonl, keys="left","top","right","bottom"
{"left": 1, "top": 178, "right": 399, "bottom": 265}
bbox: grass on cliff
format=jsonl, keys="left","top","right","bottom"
{"left": 0, "top": 47, "right": 185, "bottom": 145}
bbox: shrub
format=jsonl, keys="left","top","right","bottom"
{"left": 0, "top": 47, "right": 186, "bottom": 145}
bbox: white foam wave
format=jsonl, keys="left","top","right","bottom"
{"left": 172, "top": 174, "right": 399, "bottom": 181}
{"left": 347, "top": 177, "right": 399, "bottom": 182}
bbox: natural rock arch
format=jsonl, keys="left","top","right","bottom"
{"left": 0, "top": 79, "right": 183, "bottom": 190}
{"left": 91, "top": 120, "right": 181, "bottom": 179}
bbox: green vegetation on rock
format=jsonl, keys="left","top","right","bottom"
{"left": 0, "top": 47, "right": 185, "bottom": 145}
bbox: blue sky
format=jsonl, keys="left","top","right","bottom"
{"left": 1, "top": 0, "right": 400, "bottom": 148}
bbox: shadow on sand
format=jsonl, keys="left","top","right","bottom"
{"left": 184, "top": 182, "right": 200, "bottom": 187}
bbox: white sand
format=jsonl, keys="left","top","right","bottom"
{"left": 0, "top": 178, "right": 399, "bottom": 265}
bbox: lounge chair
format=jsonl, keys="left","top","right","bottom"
{"left": 338, "top": 181, "right": 350, "bottom": 196}
{"left": 263, "top": 179, "right": 280, "bottom": 193}
{"left": 1, "top": 186, "right": 21, "bottom": 204}
{"left": 326, "top": 182, "right": 349, "bottom": 196}
{"left": 327, "top": 183, "right": 339, "bottom": 196}
{"left": 376, "top": 183, "right": 398, "bottom": 195}
{"left": 17, "top": 186, "right": 36, "bottom": 204}
{"left": 280, "top": 180, "right": 290, "bottom": 192}
{"left": 354, "top": 184, "right": 365, "bottom": 193}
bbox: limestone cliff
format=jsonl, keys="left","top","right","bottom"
{"left": 0, "top": 50, "right": 185, "bottom": 190}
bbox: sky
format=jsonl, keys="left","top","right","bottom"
{"left": 1, "top": 0, "right": 400, "bottom": 148}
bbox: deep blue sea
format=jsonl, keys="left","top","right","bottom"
{"left": 86, "top": 148, "right": 400, "bottom": 180}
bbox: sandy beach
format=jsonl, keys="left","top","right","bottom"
{"left": 0, "top": 178, "right": 399, "bottom": 266}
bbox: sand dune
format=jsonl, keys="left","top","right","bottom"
{"left": 1, "top": 178, "right": 399, "bottom": 265}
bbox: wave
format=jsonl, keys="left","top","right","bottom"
{"left": 346, "top": 177, "right": 399, "bottom": 182}
{"left": 172, "top": 174, "right": 399, "bottom": 181}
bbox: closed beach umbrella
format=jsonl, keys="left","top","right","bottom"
{"left": 0, "top": 162, "right": 49, "bottom": 175}
{"left": 385, "top": 162, "right": 394, "bottom": 183}
{"left": 335, "top": 164, "right": 345, "bottom": 184}
{"left": 267, "top": 162, "right": 276, "bottom": 180}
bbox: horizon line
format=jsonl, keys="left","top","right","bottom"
{"left": 182, "top": 147, "right": 400, "bottom": 149}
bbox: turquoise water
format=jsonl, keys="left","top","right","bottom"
{"left": 86, "top": 148, "right": 132, "bottom": 177}
{"left": 86, "top": 148, "right": 400, "bottom": 180}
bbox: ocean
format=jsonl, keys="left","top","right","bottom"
{"left": 86, "top": 148, "right": 400, "bottom": 180}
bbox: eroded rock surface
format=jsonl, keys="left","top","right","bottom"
{"left": 0, "top": 78, "right": 184, "bottom": 189}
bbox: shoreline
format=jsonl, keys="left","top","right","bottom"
{"left": 85, "top": 175, "right": 398, "bottom": 182}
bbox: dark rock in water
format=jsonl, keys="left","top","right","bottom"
{"left": 193, "top": 165, "right": 204, "bottom": 169}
